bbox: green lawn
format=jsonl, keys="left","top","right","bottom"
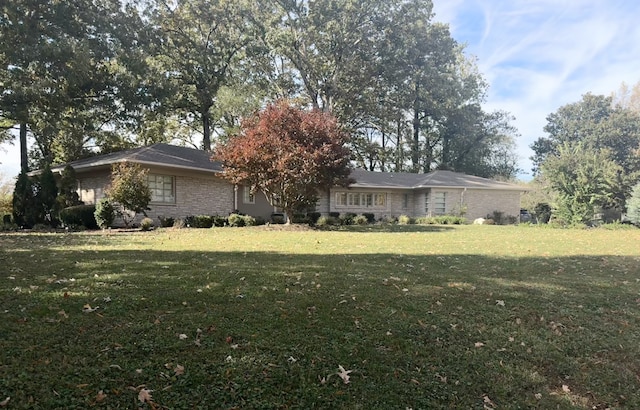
{"left": 1, "top": 225, "right": 639, "bottom": 409}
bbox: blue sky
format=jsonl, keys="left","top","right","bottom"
{"left": 432, "top": 0, "right": 640, "bottom": 178}
{"left": 2, "top": 1, "right": 640, "bottom": 180}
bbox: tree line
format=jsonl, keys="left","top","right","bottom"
{"left": 1, "top": 0, "right": 521, "bottom": 179}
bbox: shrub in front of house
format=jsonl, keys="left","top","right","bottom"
{"left": 398, "top": 214, "right": 413, "bottom": 225}
{"left": 328, "top": 212, "right": 340, "bottom": 219}
{"left": 94, "top": 198, "right": 115, "bottom": 229}
{"left": 307, "top": 212, "right": 321, "bottom": 225}
{"left": 291, "top": 213, "right": 308, "bottom": 224}
{"left": 242, "top": 215, "right": 257, "bottom": 226}
{"left": 316, "top": 215, "right": 340, "bottom": 227}
{"left": 362, "top": 213, "right": 375, "bottom": 223}
{"left": 213, "top": 215, "right": 228, "bottom": 227}
{"left": 228, "top": 213, "right": 246, "bottom": 227}
{"left": 63, "top": 204, "right": 99, "bottom": 229}
{"left": 353, "top": 214, "right": 369, "bottom": 225}
{"left": 340, "top": 212, "right": 357, "bottom": 225}
{"left": 157, "top": 216, "right": 175, "bottom": 228}
{"left": 193, "top": 215, "right": 214, "bottom": 228}
{"left": 140, "top": 217, "right": 154, "bottom": 231}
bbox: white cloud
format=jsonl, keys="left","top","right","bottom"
{"left": 433, "top": 0, "right": 640, "bottom": 178}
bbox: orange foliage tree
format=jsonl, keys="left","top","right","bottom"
{"left": 214, "top": 100, "right": 352, "bottom": 222}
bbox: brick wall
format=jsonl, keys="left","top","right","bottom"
{"left": 462, "top": 189, "right": 521, "bottom": 220}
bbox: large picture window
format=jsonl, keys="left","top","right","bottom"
{"left": 148, "top": 174, "right": 175, "bottom": 203}
{"left": 335, "top": 192, "right": 387, "bottom": 208}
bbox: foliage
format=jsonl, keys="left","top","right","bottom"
{"left": 352, "top": 214, "right": 369, "bottom": 226}
{"left": 106, "top": 163, "right": 152, "bottom": 227}
{"left": 216, "top": 100, "right": 352, "bottom": 222}
{"left": 140, "top": 217, "right": 154, "bottom": 231}
{"left": 37, "top": 163, "right": 59, "bottom": 226}
{"left": 56, "top": 165, "right": 82, "bottom": 210}
{"left": 532, "top": 93, "right": 640, "bottom": 213}
{"left": 12, "top": 171, "right": 37, "bottom": 228}
{"left": 0, "top": 173, "right": 13, "bottom": 216}
{"left": 541, "top": 142, "right": 622, "bottom": 225}
{"left": 415, "top": 215, "right": 466, "bottom": 225}
{"left": 227, "top": 213, "right": 246, "bottom": 227}
{"left": 627, "top": 183, "right": 640, "bottom": 225}
{"left": 157, "top": 216, "right": 175, "bottom": 228}
{"left": 60, "top": 204, "right": 98, "bottom": 229}
{"left": 316, "top": 215, "right": 340, "bottom": 227}
{"left": 534, "top": 203, "right": 553, "bottom": 224}
{"left": 398, "top": 214, "right": 413, "bottom": 225}
{"left": 94, "top": 198, "right": 115, "bottom": 229}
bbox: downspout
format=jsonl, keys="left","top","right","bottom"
{"left": 461, "top": 187, "right": 467, "bottom": 216}
{"left": 233, "top": 185, "right": 238, "bottom": 212}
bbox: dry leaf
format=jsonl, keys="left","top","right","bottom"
{"left": 138, "top": 388, "right": 153, "bottom": 403}
{"left": 534, "top": 393, "right": 542, "bottom": 400}
{"left": 82, "top": 304, "right": 99, "bottom": 313}
{"left": 0, "top": 397, "right": 10, "bottom": 407}
{"left": 496, "top": 300, "right": 505, "bottom": 307}
{"left": 95, "top": 390, "right": 107, "bottom": 403}
{"left": 337, "top": 365, "right": 353, "bottom": 384}
{"left": 178, "top": 333, "right": 188, "bottom": 340}
{"left": 474, "top": 342, "right": 485, "bottom": 348}
{"left": 562, "top": 384, "right": 570, "bottom": 393}
{"left": 174, "top": 364, "right": 185, "bottom": 376}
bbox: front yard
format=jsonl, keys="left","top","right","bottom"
{"left": 1, "top": 225, "right": 639, "bottom": 409}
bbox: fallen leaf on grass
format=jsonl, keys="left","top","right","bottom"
{"left": 0, "top": 397, "right": 10, "bottom": 407}
{"left": 495, "top": 300, "right": 505, "bottom": 307}
{"left": 562, "top": 384, "right": 570, "bottom": 393}
{"left": 337, "top": 365, "right": 353, "bottom": 384}
{"left": 138, "top": 388, "right": 153, "bottom": 404}
{"left": 474, "top": 342, "right": 485, "bottom": 348}
{"left": 178, "top": 333, "right": 188, "bottom": 340}
{"left": 174, "top": 364, "right": 184, "bottom": 376}
{"left": 483, "top": 394, "right": 496, "bottom": 409}
{"left": 82, "top": 304, "right": 99, "bottom": 313}
{"left": 95, "top": 390, "right": 107, "bottom": 403}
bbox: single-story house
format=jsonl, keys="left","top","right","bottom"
{"left": 49, "top": 143, "right": 524, "bottom": 224}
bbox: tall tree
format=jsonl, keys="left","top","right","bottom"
{"left": 541, "top": 142, "right": 622, "bottom": 225}
{"left": 148, "top": 0, "right": 262, "bottom": 151}
{"left": 215, "top": 100, "right": 352, "bottom": 222}
{"left": 532, "top": 93, "right": 640, "bottom": 212}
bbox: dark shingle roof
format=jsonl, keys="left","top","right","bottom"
{"left": 348, "top": 168, "right": 523, "bottom": 191}
{"left": 51, "top": 143, "right": 223, "bottom": 174}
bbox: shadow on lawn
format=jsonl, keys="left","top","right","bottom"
{"left": 1, "top": 236, "right": 639, "bottom": 409}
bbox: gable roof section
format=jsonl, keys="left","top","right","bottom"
{"left": 50, "top": 143, "right": 223, "bottom": 174}
{"left": 348, "top": 168, "right": 523, "bottom": 191}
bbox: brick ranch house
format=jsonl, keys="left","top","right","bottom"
{"left": 49, "top": 143, "right": 525, "bottom": 224}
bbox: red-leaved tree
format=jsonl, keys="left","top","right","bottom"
{"left": 214, "top": 100, "right": 352, "bottom": 222}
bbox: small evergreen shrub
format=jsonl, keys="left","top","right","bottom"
{"left": 184, "top": 215, "right": 196, "bottom": 227}
{"left": 291, "top": 213, "right": 308, "bottom": 224}
{"left": 253, "top": 216, "right": 266, "bottom": 226}
{"left": 157, "top": 216, "right": 175, "bottom": 228}
{"left": 193, "top": 215, "right": 214, "bottom": 228}
{"left": 398, "top": 215, "right": 413, "bottom": 225}
{"left": 63, "top": 204, "right": 99, "bottom": 229}
{"left": 213, "top": 215, "right": 228, "bottom": 227}
{"left": 140, "top": 217, "right": 154, "bottom": 231}
{"left": 242, "top": 215, "right": 257, "bottom": 226}
{"left": 362, "top": 213, "right": 375, "bottom": 223}
{"left": 353, "top": 214, "right": 369, "bottom": 225}
{"left": 316, "top": 215, "right": 340, "bottom": 227}
{"left": 307, "top": 212, "right": 321, "bottom": 225}
{"left": 228, "top": 213, "right": 246, "bottom": 227}
{"left": 328, "top": 212, "right": 340, "bottom": 218}
{"left": 340, "top": 212, "right": 357, "bottom": 225}
{"left": 2, "top": 214, "right": 11, "bottom": 225}
{"left": 94, "top": 198, "right": 115, "bottom": 229}
{"left": 534, "top": 202, "right": 552, "bottom": 224}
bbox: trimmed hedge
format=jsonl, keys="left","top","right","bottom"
{"left": 61, "top": 205, "right": 98, "bottom": 229}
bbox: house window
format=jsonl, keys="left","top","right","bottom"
{"left": 336, "top": 192, "right": 386, "bottom": 208}
{"left": 148, "top": 174, "right": 175, "bottom": 203}
{"left": 426, "top": 191, "right": 447, "bottom": 215}
{"left": 243, "top": 186, "right": 255, "bottom": 204}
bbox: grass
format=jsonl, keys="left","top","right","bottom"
{"left": 1, "top": 225, "right": 639, "bottom": 409}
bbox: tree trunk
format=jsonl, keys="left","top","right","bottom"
{"left": 202, "top": 112, "right": 211, "bottom": 151}
{"left": 20, "top": 123, "right": 28, "bottom": 173}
